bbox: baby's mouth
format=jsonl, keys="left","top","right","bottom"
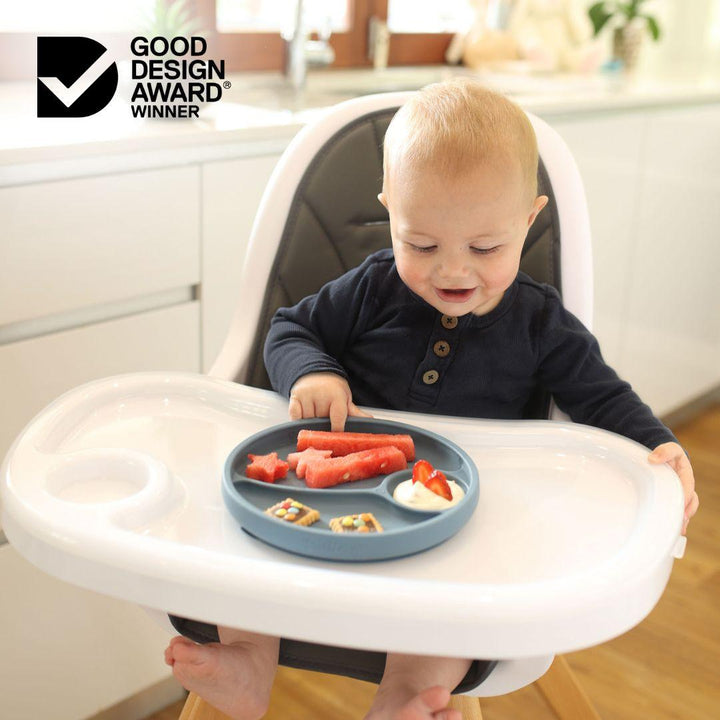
{"left": 434, "top": 287, "right": 476, "bottom": 303}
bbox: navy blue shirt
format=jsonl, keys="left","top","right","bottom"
{"left": 264, "top": 249, "right": 676, "bottom": 449}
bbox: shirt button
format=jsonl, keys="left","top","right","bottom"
{"left": 433, "top": 340, "right": 450, "bottom": 357}
{"left": 422, "top": 370, "right": 439, "bottom": 385}
{"left": 441, "top": 315, "right": 458, "bottom": 329}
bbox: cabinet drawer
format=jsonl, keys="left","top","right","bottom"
{"left": 0, "top": 166, "right": 200, "bottom": 326}
{"left": 0, "top": 301, "right": 200, "bottom": 467}
{"left": 0, "top": 544, "right": 174, "bottom": 720}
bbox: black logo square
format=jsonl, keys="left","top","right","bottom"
{"left": 37, "top": 36, "right": 118, "bottom": 117}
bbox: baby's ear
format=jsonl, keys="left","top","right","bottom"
{"left": 377, "top": 192, "right": 388, "bottom": 209}
{"left": 527, "top": 195, "right": 549, "bottom": 228}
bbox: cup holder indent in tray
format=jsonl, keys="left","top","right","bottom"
{"left": 46, "top": 450, "right": 165, "bottom": 505}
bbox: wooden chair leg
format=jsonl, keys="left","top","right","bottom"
{"left": 535, "top": 655, "right": 602, "bottom": 720}
{"left": 179, "top": 692, "right": 233, "bottom": 720}
{"left": 448, "top": 694, "right": 484, "bottom": 719}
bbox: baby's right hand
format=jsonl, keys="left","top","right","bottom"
{"left": 289, "top": 372, "right": 372, "bottom": 431}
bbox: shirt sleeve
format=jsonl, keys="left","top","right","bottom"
{"left": 536, "top": 289, "right": 678, "bottom": 450}
{"left": 263, "top": 258, "right": 378, "bottom": 397}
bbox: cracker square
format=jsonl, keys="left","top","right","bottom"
{"left": 265, "top": 498, "right": 319, "bottom": 527}
{"left": 329, "top": 513, "right": 383, "bottom": 533}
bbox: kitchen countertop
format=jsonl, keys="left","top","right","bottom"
{"left": 2, "top": 64, "right": 719, "bottom": 180}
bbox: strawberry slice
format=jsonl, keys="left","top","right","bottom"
{"left": 412, "top": 459, "right": 433, "bottom": 485}
{"left": 424, "top": 469, "right": 453, "bottom": 501}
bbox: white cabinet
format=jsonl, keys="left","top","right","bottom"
{"left": 201, "top": 155, "right": 280, "bottom": 370}
{"left": 0, "top": 543, "right": 178, "bottom": 720}
{"left": 0, "top": 167, "right": 200, "bottom": 326}
{"left": 623, "top": 105, "right": 720, "bottom": 413}
{"left": 549, "top": 105, "right": 720, "bottom": 416}
{"left": 550, "top": 113, "right": 648, "bottom": 372}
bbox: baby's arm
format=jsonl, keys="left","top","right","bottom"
{"left": 289, "top": 372, "right": 371, "bottom": 431}
{"left": 264, "top": 255, "right": 383, "bottom": 429}
{"left": 649, "top": 443, "right": 699, "bottom": 534}
{"left": 535, "top": 290, "right": 699, "bottom": 533}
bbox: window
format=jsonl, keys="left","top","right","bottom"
{"left": 0, "top": 0, "right": 467, "bottom": 79}
{"left": 216, "top": 0, "right": 350, "bottom": 33}
{"left": 209, "top": 0, "right": 460, "bottom": 71}
{"left": 387, "top": 0, "right": 474, "bottom": 33}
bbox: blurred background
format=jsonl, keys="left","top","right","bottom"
{"left": 2, "top": 0, "right": 720, "bottom": 78}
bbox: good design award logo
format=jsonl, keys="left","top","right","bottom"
{"left": 36, "top": 35, "right": 227, "bottom": 120}
{"left": 37, "top": 37, "right": 118, "bottom": 117}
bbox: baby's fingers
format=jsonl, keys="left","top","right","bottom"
{"left": 288, "top": 394, "right": 315, "bottom": 421}
{"left": 682, "top": 491, "right": 699, "bottom": 534}
{"left": 328, "top": 399, "right": 349, "bottom": 432}
{"left": 288, "top": 395, "right": 302, "bottom": 421}
{"left": 648, "top": 442, "right": 681, "bottom": 464}
{"left": 348, "top": 401, "right": 373, "bottom": 419}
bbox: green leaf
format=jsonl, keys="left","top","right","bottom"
{"left": 617, "top": 2, "right": 635, "bottom": 20}
{"left": 588, "top": 2, "right": 614, "bottom": 36}
{"left": 644, "top": 14, "right": 661, "bottom": 41}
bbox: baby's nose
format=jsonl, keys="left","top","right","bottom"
{"left": 437, "top": 253, "right": 470, "bottom": 277}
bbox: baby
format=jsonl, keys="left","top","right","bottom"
{"left": 165, "top": 79, "right": 698, "bottom": 720}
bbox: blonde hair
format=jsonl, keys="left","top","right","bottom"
{"left": 383, "top": 78, "right": 539, "bottom": 200}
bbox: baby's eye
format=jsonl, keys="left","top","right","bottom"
{"left": 471, "top": 245, "right": 500, "bottom": 255}
{"left": 409, "top": 243, "right": 436, "bottom": 253}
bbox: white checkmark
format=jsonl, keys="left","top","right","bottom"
{"left": 38, "top": 51, "right": 115, "bottom": 108}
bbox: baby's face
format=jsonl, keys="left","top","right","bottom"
{"left": 381, "top": 161, "right": 546, "bottom": 317}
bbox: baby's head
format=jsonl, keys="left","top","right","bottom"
{"left": 379, "top": 79, "right": 547, "bottom": 317}
{"left": 382, "top": 78, "right": 539, "bottom": 203}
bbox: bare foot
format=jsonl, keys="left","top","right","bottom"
{"left": 366, "top": 685, "right": 462, "bottom": 720}
{"left": 394, "top": 687, "right": 461, "bottom": 720}
{"left": 366, "top": 653, "right": 470, "bottom": 720}
{"left": 165, "top": 635, "right": 278, "bottom": 720}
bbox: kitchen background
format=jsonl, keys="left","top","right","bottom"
{"left": 1, "top": 1, "right": 719, "bottom": 719}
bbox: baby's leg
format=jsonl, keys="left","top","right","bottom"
{"left": 365, "top": 653, "right": 471, "bottom": 720}
{"left": 164, "top": 627, "right": 279, "bottom": 720}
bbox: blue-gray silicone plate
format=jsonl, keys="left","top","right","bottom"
{"left": 222, "top": 417, "right": 479, "bottom": 562}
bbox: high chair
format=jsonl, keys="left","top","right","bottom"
{"left": 192, "top": 90, "right": 596, "bottom": 715}
{"left": 0, "top": 92, "right": 686, "bottom": 720}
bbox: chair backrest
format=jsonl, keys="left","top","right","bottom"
{"left": 210, "top": 92, "right": 593, "bottom": 417}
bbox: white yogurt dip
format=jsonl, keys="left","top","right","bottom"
{"left": 392, "top": 478, "right": 465, "bottom": 510}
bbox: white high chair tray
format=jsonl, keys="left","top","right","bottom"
{"left": 1, "top": 372, "right": 684, "bottom": 660}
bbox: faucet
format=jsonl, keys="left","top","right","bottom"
{"left": 283, "top": 0, "right": 335, "bottom": 90}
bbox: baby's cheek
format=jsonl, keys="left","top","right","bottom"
{"left": 488, "top": 260, "right": 521, "bottom": 290}
{"left": 396, "top": 262, "right": 425, "bottom": 293}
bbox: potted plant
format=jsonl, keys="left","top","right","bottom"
{"left": 588, "top": 0, "right": 661, "bottom": 70}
